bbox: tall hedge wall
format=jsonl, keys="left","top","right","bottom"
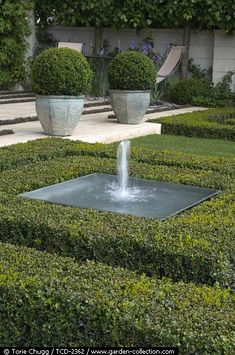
{"left": 0, "top": 138, "right": 234, "bottom": 287}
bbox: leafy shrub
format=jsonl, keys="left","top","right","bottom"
{"left": 192, "top": 96, "right": 231, "bottom": 108}
{"left": 87, "top": 57, "right": 109, "bottom": 97}
{"left": 211, "top": 71, "right": 234, "bottom": 100}
{"left": 32, "top": 48, "right": 93, "bottom": 95}
{"left": 192, "top": 72, "right": 235, "bottom": 107}
{"left": 170, "top": 79, "right": 209, "bottom": 104}
{"left": 206, "top": 110, "right": 235, "bottom": 124}
{"left": 0, "top": 129, "right": 14, "bottom": 136}
{"left": 151, "top": 107, "right": 235, "bottom": 140}
{"left": 158, "top": 76, "right": 181, "bottom": 102}
{"left": 0, "top": 0, "right": 33, "bottom": 89}
{"left": 108, "top": 51, "right": 156, "bottom": 90}
{"left": 188, "top": 59, "right": 212, "bottom": 81}
{"left": 0, "top": 139, "right": 234, "bottom": 287}
{"left": 1, "top": 242, "right": 234, "bottom": 350}
{"left": 150, "top": 84, "right": 164, "bottom": 103}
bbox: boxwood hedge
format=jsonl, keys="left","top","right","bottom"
{"left": 150, "top": 107, "right": 235, "bottom": 140}
{"left": 0, "top": 139, "right": 234, "bottom": 287}
{"left": 0, "top": 243, "right": 234, "bottom": 350}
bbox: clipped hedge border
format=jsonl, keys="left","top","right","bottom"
{"left": 0, "top": 140, "right": 234, "bottom": 287}
{"left": 0, "top": 129, "right": 14, "bottom": 136}
{"left": 149, "top": 107, "right": 235, "bottom": 140}
{"left": 0, "top": 116, "right": 38, "bottom": 126}
{"left": 0, "top": 242, "right": 234, "bottom": 350}
{"left": 0, "top": 138, "right": 233, "bottom": 175}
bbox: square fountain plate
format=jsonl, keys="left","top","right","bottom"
{"left": 20, "top": 173, "right": 220, "bottom": 220}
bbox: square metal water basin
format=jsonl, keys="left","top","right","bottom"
{"left": 20, "top": 173, "right": 220, "bottom": 220}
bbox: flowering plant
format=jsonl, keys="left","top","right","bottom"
{"left": 129, "top": 33, "right": 163, "bottom": 70}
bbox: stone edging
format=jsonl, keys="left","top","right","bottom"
{"left": 0, "top": 129, "right": 14, "bottom": 136}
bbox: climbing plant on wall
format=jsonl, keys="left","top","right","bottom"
{"left": 0, "top": 0, "right": 33, "bottom": 89}
{"left": 35, "top": 0, "right": 235, "bottom": 73}
{"left": 146, "top": 0, "right": 235, "bottom": 77}
{"left": 35, "top": 0, "right": 235, "bottom": 31}
{"left": 34, "top": 0, "right": 153, "bottom": 53}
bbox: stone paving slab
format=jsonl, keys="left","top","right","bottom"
{"left": 0, "top": 102, "right": 36, "bottom": 120}
{"left": 0, "top": 111, "right": 161, "bottom": 147}
{"left": 0, "top": 102, "right": 207, "bottom": 147}
{"left": 0, "top": 100, "right": 111, "bottom": 120}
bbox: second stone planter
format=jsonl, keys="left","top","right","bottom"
{"left": 109, "top": 90, "right": 150, "bottom": 124}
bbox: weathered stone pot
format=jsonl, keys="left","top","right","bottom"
{"left": 35, "top": 95, "right": 84, "bottom": 136}
{"left": 109, "top": 90, "right": 150, "bottom": 124}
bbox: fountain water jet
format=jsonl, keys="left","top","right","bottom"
{"left": 107, "top": 140, "right": 142, "bottom": 202}
{"left": 21, "top": 140, "right": 220, "bottom": 220}
{"left": 117, "top": 140, "right": 130, "bottom": 196}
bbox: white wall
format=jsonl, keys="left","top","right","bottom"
{"left": 189, "top": 30, "right": 214, "bottom": 70}
{"left": 213, "top": 31, "right": 235, "bottom": 92}
{"left": 50, "top": 26, "right": 213, "bottom": 68}
{"left": 47, "top": 26, "right": 235, "bottom": 92}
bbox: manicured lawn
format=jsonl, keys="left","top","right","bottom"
{"left": 131, "top": 134, "right": 235, "bottom": 158}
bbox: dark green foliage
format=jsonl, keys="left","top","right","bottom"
{"left": 188, "top": 59, "right": 212, "bottom": 81}
{"left": 211, "top": 71, "right": 234, "bottom": 101}
{"left": 32, "top": 48, "right": 93, "bottom": 95}
{"left": 205, "top": 111, "right": 235, "bottom": 124}
{"left": 192, "top": 96, "right": 232, "bottom": 108}
{"left": 170, "top": 79, "right": 209, "bottom": 104}
{"left": 0, "top": 138, "right": 234, "bottom": 287}
{"left": 35, "top": 0, "right": 153, "bottom": 29}
{"left": 192, "top": 71, "right": 235, "bottom": 107}
{"left": 0, "top": 243, "right": 234, "bottom": 349}
{"left": 0, "top": 129, "right": 14, "bottom": 136}
{"left": 87, "top": 57, "right": 109, "bottom": 97}
{"left": 35, "top": 1, "right": 235, "bottom": 32}
{"left": 0, "top": 116, "right": 38, "bottom": 126}
{"left": 147, "top": 0, "right": 235, "bottom": 32}
{"left": 108, "top": 51, "right": 156, "bottom": 90}
{"left": 0, "top": 0, "right": 33, "bottom": 89}
{"left": 152, "top": 107, "right": 235, "bottom": 140}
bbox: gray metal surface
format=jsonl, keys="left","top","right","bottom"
{"left": 20, "top": 173, "right": 220, "bottom": 220}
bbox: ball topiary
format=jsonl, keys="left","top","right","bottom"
{"left": 32, "top": 47, "right": 93, "bottom": 96}
{"left": 108, "top": 51, "right": 156, "bottom": 90}
{"left": 170, "top": 78, "right": 209, "bottom": 105}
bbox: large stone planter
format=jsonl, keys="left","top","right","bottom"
{"left": 109, "top": 90, "right": 150, "bottom": 124}
{"left": 35, "top": 95, "right": 84, "bottom": 136}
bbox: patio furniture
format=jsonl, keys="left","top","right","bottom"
{"left": 156, "top": 46, "right": 186, "bottom": 84}
{"left": 58, "top": 42, "right": 83, "bottom": 52}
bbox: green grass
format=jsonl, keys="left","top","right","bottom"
{"left": 131, "top": 134, "right": 235, "bottom": 158}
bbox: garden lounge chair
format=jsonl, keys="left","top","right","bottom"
{"left": 58, "top": 42, "right": 83, "bottom": 52}
{"left": 156, "top": 46, "right": 186, "bottom": 84}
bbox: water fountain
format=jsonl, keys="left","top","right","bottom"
{"left": 21, "top": 140, "right": 220, "bottom": 220}
{"left": 117, "top": 140, "right": 130, "bottom": 197}
{"left": 107, "top": 140, "right": 142, "bottom": 202}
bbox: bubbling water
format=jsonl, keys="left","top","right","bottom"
{"left": 106, "top": 140, "right": 145, "bottom": 202}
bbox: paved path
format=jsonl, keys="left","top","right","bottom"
{"left": 0, "top": 99, "right": 111, "bottom": 120}
{"left": 0, "top": 101, "right": 207, "bottom": 147}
